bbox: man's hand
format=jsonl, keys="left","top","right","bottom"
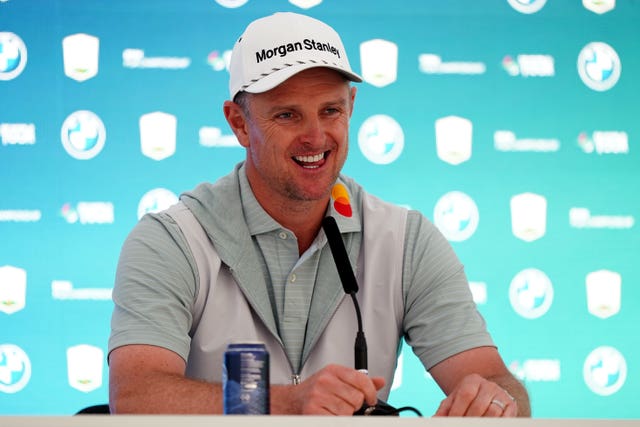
{"left": 272, "top": 364, "right": 385, "bottom": 415}
{"left": 429, "top": 347, "right": 530, "bottom": 417}
{"left": 434, "top": 373, "right": 517, "bottom": 417}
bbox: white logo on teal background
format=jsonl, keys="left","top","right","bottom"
{"left": 586, "top": 270, "right": 621, "bottom": 319}
{"left": 509, "top": 268, "right": 553, "bottom": 319}
{"left": 62, "top": 33, "right": 99, "bottom": 82}
{"left": 583, "top": 346, "right": 626, "bottom": 396}
{"left": 435, "top": 116, "right": 473, "bottom": 165}
{"left": 433, "top": 191, "right": 479, "bottom": 242}
{"left": 67, "top": 345, "right": 103, "bottom": 393}
{"left": 0, "top": 344, "right": 31, "bottom": 394}
{"left": 577, "top": 42, "right": 621, "bottom": 92}
{"left": 214, "top": 0, "right": 249, "bottom": 8}
{"left": 501, "top": 54, "right": 555, "bottom": 77}
{"left": 289, "top": 0, "right": 322, "bottom": 8}
{"left": 583, "top": 0, "right": 615, "bottom": 14}
{"left": 60, "top": 202, "right": 114, "bottom": 225}
{"left": 507, "top": 0, "right": 547, "bottom": 14}
{"left": 199, "top": 126, "right": 240, "bottom": 147}
{"left": 0, "top": 265, "right": 26, "bottom": 315}
{"left": 509, "top": 359, "right": 560, "bottom": 382}
{"left": 60, "top": 110, "right": 106, "bottom": 160}
{"left": 137, "top": 188, "right": 179, "bottom": 220}
{"left": 206, "top": 50, "right": 232, "bottom": 72}
{"left": 569, "top": 207, "right": 634, "bottom": 229}
{"left": 140, "top": 112, "right": 177, "bottom": 161}
{"left": 577, "top": 131, "right": 628, "bottom": 154}
{"left": 51, "top": 280, "right": 112, "bottom": 301}
{"left": 357, "top": 115, "right": 404, "bottom": 165}
{"left": 360, "top": 39, "right": 398, "bottom": 88}
{"left": 510, "top": 192, "right": 547, "bottom": 242}
{"left": 0, "top": 32, "right": 27, "bottom": 80}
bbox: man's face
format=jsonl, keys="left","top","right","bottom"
{"left": 233, "top": 68, "right": 355, "bottom": 208}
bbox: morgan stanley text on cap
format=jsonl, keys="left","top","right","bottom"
{"left": 228, "top": 12, "right": 362, "bottom": 100}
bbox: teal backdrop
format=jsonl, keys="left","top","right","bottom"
{"left": 1, "top": 0, "right": 638, "bottom": 418}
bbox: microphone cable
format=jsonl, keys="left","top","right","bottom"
{"left": 322, "top": 216, "right": 423, "bottom": 417}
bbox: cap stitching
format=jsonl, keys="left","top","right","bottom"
{"left": 239, "top": 59, "right": 343, "bottom": 91}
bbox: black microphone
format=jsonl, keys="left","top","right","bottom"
{"left": 321, "top": 216, "right": 367, "bottom": 373}
{"left": 322, "top": 216, "right": 399, "bottom": 416}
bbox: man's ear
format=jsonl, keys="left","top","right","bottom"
{"left": 223, "top": 100, "right": 250, "bottom": 148}
{"left": 348, "top": 86, "right": 357, "bottom": 118}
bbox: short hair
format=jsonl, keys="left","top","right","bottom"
{"left": 233, "top": 91, "right": 251, "bottom": 116}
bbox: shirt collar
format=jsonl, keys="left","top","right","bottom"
{"left": 326, "top": 179, "right": 360, "bottom": 234}
{"left": 239, "top": 163, "right": 282, "bottom": 236}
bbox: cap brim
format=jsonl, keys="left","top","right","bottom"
{"left": 243, "top": 63, "right": 362, "bottom": 95}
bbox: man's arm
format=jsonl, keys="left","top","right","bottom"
{"left": 109, "top": 345, "right": 219, "bottom": 414}
{"left": 429, "top": 346, "right": 531, "bottom": 417}
{"left": 109, "top": 344, "right": 384, "bottom": 415}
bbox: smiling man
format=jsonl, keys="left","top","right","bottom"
{"left": 108, "top": 12, "right": 530, "bottom": 417}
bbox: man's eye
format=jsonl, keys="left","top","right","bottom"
{"left": 276, "top": 112, "right": 293, "bottom": 119}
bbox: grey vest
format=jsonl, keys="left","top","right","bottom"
{"left": 167, "top": 193, "right": 407, "bottom": 400}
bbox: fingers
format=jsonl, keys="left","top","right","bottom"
{"left": 298, "top": 365, "right": 385, "bottom": 415}
{"left": 434, "top": 374, "right": 519, "bottom": 418}
{"left": 497, "top": 395, "right": 518, "bottom": 417}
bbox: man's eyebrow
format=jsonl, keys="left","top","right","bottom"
{"left": 265, "top": 96, "right": 349, "bottom": 115}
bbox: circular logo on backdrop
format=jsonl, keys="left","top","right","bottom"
{"left": 507, "top": 0, "right": 547, "bottom": 14}
{"left": 0, "top": 344, "right": 32, "bottom": 394}
{"left": 214, "top": 0, "right": 249, "bottom": 8}
{"left": 60, "top": 110, "right": 107, "bottom": 160}
{"left": 577, "top": 42, "right": 621, "bottom": 91}
{"left": 0, "top": 32, "right": 28, "bottom": 81}
{"left": 433, "top": 191, "right": 479, "bottom": 242}
{"left": 509, "top": 268, "right": 553, "bottom": 319}
{"left": 583, "top": 346, "right": 627, "bottom": 396}
{"left": 137, "top": 188, "right": 179, "bottom": 220}
{"left": 357, "top": 114, "right": 404, "bottom": 165}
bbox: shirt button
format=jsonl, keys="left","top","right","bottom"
{"left": 279, "top": 231, "right": 287, "bottom": 240}
{"left": 289, "top": 273, "right": 297, "bottom": 283}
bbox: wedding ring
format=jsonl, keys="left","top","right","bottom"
{"left": 490, "top": 399, "right": 506, "bottom": 411}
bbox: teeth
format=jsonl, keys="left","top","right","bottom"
{"left": 294, "top": 153, "right": 324, "bottom": 163}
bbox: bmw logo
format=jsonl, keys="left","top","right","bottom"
{"left": 0, "top": 32, "right": 28, "bottom": 81}
{"left": 214, "top": 0, "right": 249, "bottom": 8}
{"left": 433, "top": 191, "right": 479, "bottom": 242}
{"left": 137, "top": 188, "right": 179, "bottom": 220}
{"left": 0, "top": 344, "right": 32, "bottom": 394}
{"left": 509, "top": 268, "right": 554, "bottom": 319}
{"left": 577, "top": 42, "right": 621, "bottom": 91}
{"left": 583, "top": 346, "right": 627, "bottom": 396}
{"left": 60, "top": 110, "right": 107, "bottom": 160}
{"left": 507, "top": 0, "right": 547, "bottom": 14}
{"left": 357, "top": 114, "right": 404, "bottom": 165}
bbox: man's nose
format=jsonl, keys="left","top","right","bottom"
{"left": 299, "top": 115, "right": 324, "bottom": 144}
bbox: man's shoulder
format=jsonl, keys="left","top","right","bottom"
{"left": 338, "top": 174, "right": 438, "bottom": 243}
{"left": 182, "top": 167, "right": 241, "bottom": 206}
{"left": 338, "top": 174, "right": 412, "bottom": 218}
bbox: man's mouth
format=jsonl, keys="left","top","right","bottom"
{"left": 293, "top": 152, "right": 327, "bottom": 169}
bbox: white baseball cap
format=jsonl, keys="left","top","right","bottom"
{"left": 228, "top": 12, "right": 362, "bottom": 100}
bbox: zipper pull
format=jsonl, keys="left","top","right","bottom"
{"left": 291, "top": 374, "right": 301, "bottom": 385}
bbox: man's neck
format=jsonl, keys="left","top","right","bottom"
{"left": 262, "top": 197, "right": 328, "bottom": 255}
{"left": 240, "top": 164, "right": 332, "bottom": 254}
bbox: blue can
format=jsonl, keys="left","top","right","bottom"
{"left": 223, "top": 342, "right": 270, "bottom": 415}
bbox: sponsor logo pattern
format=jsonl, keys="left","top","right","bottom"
{"left": 1, "top": 1, "right": 635, "bottom": 417}
{"left": 0, "top": 32, "right": 27, "bottom": 80}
